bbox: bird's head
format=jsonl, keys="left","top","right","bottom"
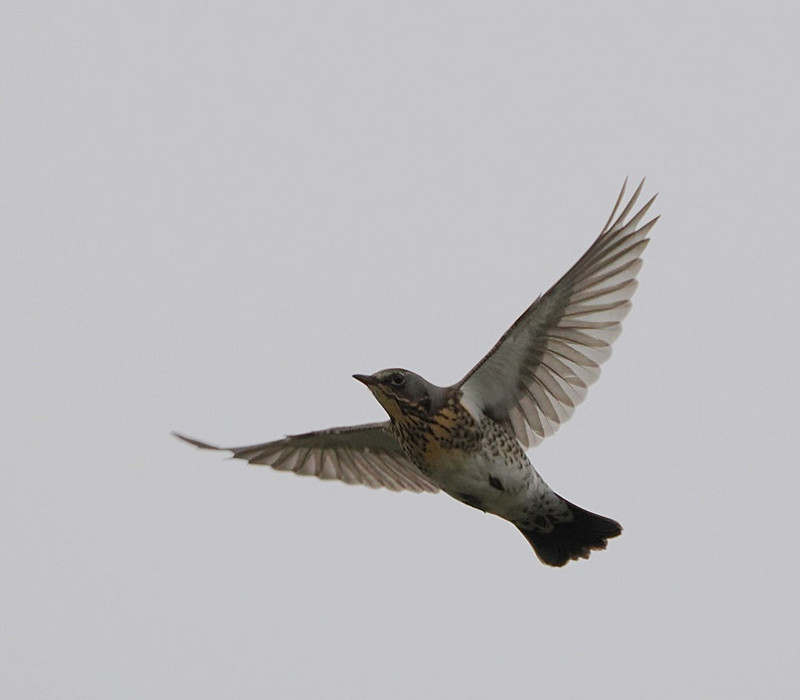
{"left": 353, "top": 369, "right": 445, "bottom": 422}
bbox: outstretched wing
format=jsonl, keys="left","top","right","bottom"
{"left": 457, "top": 179, "right": 659, "bottom": 448}
{"left": 173, "top": 422, "right": 439, "bottom": 493}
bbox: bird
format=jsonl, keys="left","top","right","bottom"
{"left": 175, "top": 179, "right": 658, "bottom": 567}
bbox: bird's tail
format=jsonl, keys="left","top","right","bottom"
{"left": 516, "top": 498, "right": 622, "bottom": 567}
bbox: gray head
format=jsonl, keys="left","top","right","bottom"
{"left": 353, "top": 368, "right": 447, "bottom": 421}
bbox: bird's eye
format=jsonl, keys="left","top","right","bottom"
{"left": 390, "top": 372, "right": 405, "bottom": 387}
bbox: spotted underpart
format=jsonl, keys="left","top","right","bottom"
{"left": 389, "top": 391, "right": 483, "bottom": 471}
{"left": 387, "top": 389, "right": 573, "bottom": 530}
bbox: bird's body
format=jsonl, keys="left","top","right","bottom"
{"left": 354, "top": 368, "right": 621, "bottom": 565}
{"left": 176, "top": 180, "right": 658, "bottom": 566}
{"left": 387, "top": 384, "right": 531, "bottom": 514}
{"left": 413, "top": 410, "right": 558, "bottom": 530}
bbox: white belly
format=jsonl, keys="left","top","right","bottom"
{"left": 426, "top": 448, "right": 541, "bottom": 520}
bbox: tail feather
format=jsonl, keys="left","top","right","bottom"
{"left": 516, "top": 498, "right": 622, "bottom": 567}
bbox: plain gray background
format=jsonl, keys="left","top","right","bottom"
{"left": 4, "top": 2, "right": 799, "bottom": 698}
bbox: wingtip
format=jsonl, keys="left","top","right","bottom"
{"left": 172, "top": 431, "right": 221, "bottom": 450}
{"left": 603, "top": 177, "right": 636, "bottom": 234}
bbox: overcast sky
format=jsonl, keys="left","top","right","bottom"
{"left": 3, "top": 2, "right": 799, "bottom": 698}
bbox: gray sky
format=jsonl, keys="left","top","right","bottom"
{"left": 3, "top": 2, "right": 799, "bottom": 698}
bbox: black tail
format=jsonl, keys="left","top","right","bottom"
{"left": 516, "top": 498, "right": 622, "bottom": 567}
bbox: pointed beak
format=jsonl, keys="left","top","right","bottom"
{"left": 353, "top": 373, "right": 379, "bottom": 387}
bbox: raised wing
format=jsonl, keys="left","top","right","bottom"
{"left": 173, "top": 422, "right": 439, "bottom": 493}
{"left": 458, "top": 179, "right": 659, "bottom": 448}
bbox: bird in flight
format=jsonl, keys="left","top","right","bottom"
{"left": 175, "top": 180, "right": 658, "bottom": 566}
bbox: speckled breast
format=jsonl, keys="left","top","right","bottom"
{"left": 390, "top": 396, "right": 483, "bottom": 473}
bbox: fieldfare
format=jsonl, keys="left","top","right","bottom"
{"left": 175, "top": 180, "right": 658, "bottom": 566}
